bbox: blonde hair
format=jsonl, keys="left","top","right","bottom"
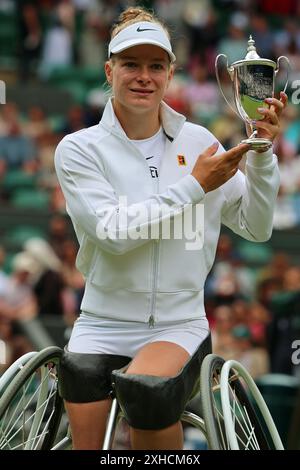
{"left": 111, "top": 6, "right": 171, "bottom": 40}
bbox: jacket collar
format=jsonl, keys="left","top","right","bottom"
{"left": 99, "top": 97, "right": 186, "bottom": 142}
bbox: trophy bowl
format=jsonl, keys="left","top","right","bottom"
{"left": 215, "top": 36, "right": 289, "bottom": 151}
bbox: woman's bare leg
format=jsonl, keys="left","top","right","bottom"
{"left": 130, "top": 421, "right": 184, "bottom": 450}
{"left": 64, "top": 398, "right": 112, "bottom": 450}
{"left": 125, "top": 341, "right": 190, "bottom": 450}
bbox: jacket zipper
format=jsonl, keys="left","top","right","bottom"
{"left": 148, "top": 241, "right": 159, "bottom": 328}
{"left": 148, "top": 174, "right": 160, "bottom": 328}
{"left": 147, "top": 138, "right": 171, "bottom": 329}
{"left": 148, "top": 313, "right": 155, "bottom": 328}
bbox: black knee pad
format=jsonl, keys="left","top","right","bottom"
{"left": 111, "top": 333, "right": 211, "bottom": 430}
{"left": 58, "top": 348, "right": 131, "bottom": 403}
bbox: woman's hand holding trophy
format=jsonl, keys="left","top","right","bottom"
{"left": 249, "top": 91, "right": 288, "bottom": 147}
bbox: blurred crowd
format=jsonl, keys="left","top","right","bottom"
{"left": 0, "top": 0, "right": 300, "bottom": 379}
{"left": 0, "top": 221, "right": 85, "bottom": 368}
{"left": 206, "top": 233, "right": 300, "bottom": 379}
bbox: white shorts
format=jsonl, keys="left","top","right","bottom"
{"left": 68, "top": 312, "right": 210, "bottom": 357}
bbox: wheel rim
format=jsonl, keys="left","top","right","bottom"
{"left": 221, "top": 360, "right": 284, "bottom": 450}
{"left": 222, "top": 371, "right": 263, "bottom": 449}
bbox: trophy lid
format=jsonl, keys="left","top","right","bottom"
{"left": 231, "top": 34, "right": 276, "bottom": 68}
{"left": 245, "top": 36, "right": 260, "bottom": 60}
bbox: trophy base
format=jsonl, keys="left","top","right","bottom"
{"left": 241, "top": 137, "right": 272, "bottom": 151}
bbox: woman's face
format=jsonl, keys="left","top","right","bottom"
{"left": 105, "top": 44, "right": 173, "bottom": 114}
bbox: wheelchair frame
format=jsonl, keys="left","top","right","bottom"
{"left": 0, "top": 346, "right": 284, "bottom": 451}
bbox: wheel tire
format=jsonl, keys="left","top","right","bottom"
{"left": 200, "top": 354, "right": 226, "bottom": 449}
{"left": 0, "top": 346, "right": 63, "bottom": 450}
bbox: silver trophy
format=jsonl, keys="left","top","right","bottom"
{"left": 215, "top": 36, "right": 290, "bottom": 150}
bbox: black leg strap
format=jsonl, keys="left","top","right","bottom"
{"left": 111, "top": 333, "right": 212, "bottom": 430}
{"left": 58, "top": 348, "right": 132, "bottom": 403}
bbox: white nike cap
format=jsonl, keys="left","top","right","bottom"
{"left": 108, "top": 21, "right": 176, "bottom": 63}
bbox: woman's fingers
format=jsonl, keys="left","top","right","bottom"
{"left": 256, "top": 92, "right": 287, "bottom": 131}
{"left": 264, "top": 92, "right": 288, "bottom": 117}
{"left": 221, "top": 143, "right": 250, "bottom": 161}
{"left": 257, "top": 106, "right": 279, "bottom": 125}
{"left": 279, "top": 91, "right": 288, "bottom": 107}
{"left": 251, "top": 92, "right": 287, "bottom": 142}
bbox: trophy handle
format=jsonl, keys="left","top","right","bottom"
{"left": 275, "top": 55, "right": 290, "bottom": 94}
{"left": 215, "top": 54, "right": 240, "bottom": 119}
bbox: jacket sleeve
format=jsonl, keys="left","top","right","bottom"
{"left": 54, "top": 137, "right": 205, "bottom": 255}
{"left": 221, "top": 149, "right": 280, "bottom": 242}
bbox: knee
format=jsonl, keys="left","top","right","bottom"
{"left": 112, "top": 371, "right": 186, "bottom": 430}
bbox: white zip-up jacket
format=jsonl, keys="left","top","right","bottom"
{"left": 54, "top": 98, "right": 280, "bottom": 325}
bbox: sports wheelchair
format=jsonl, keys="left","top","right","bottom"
{"left": 0, "top": 344, "right": 283, "bottom": 450}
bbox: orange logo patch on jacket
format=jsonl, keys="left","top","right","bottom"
{"left": 177, "top": 155, "right": 186, "bottom": 166}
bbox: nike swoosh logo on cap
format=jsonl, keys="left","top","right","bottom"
{"left": 136, "top": 26, "right": 158, "bottom": 32}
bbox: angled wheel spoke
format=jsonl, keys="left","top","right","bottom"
{"left": 0, "top": 371, "right": 49, "bottom": 447}
{"left": 0, "top": 386, "right": 57, "bottom": 449}
{"left": 0, "top": 374, "right": 37, "bottom": 439}
{"left": 0, "top": 348, "right": 63, "bottom": 451}
{"left": 227, "top": 385, "right": 259, "bottom": 450}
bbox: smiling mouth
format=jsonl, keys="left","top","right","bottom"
{"left": 130, "top": 89, "right": 154, "bottom": 94}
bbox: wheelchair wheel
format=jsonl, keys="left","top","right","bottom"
{"left": 0, "top": 346, "right": 63, "bottom": 450}
{"left": 200, "top": 354, "right": 284, "bottom": 450}
{"left": 220, "top": 360, "right": 284, "bottom": 450}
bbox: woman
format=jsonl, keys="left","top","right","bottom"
{"left": 55, "top": 7, "right": 286, "bottom": 450}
